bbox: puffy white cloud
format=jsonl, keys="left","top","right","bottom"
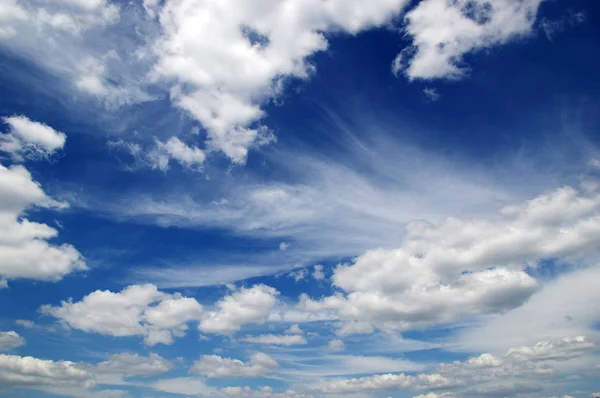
{"left": 0, "top": 163, "right": 86, "bottom": 282}
{"left": 0, "top": 353, "right": 94, "bottom": 388}
{"left": 152, "top": 0, "right": 412, "bottom": 163}
{"left": 299, "top": 183, "right": 600, "bottom": 331}
{"left": 40, "top": 284, "right": 203, "bottom": 345}
{"left": 199, "top": 284, "right": 279, "bottom": 335}
{"left": 1, "top": 116, "right": 66, "bottom": 160}
{"left": 327, "top": 339, "right": 345, "bottom": 352}
{"left": 395, "top": 0, "right": 544, "bottom": 80}
{"left": 241, "top": 334, "right": 307, "bottom": 346}
{"left": 95, "top": 353, "right": 173, "bottom": 378}
{"left": 0, "top": 331, "right": 25, "bottom": 352}
{"left": 191, "top": 352, "right": 278, "bottom": 378}
{"left": 319, "top": 372, "right": 461, "bottom": 394}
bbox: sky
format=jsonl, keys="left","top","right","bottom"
{"left": 0, "top": 0, "right": 600, "bottom": 397}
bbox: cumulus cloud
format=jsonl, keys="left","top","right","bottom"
{"left": 191, "top": 352, "right": 278, "bottom": 378}
{"left": 319, "top": 372, "right": 461, "bottom": 394}
{"left": 241, "top": 334, "right": 307, "bottom": 346}
{"left": 40, "top": 284, "right": 203, "bottom": 346}
{"left": 395, "top": 0, "right": 544, "bottom": 80}
{"left": 299, "top": 183, "right": 600, "bottom": 332}
{"left": 0, "top": 353, "right": 94, "bottom": 389}
{"left": 199, "top": 284, "right": 279, "bottom": 335}
{"left": 95, "top": 353, "right": 173, "bottom": 378}
{"left": 1, "top": 116, "right": 66, "bottom": 160}
{"left": 0, "top": 163, "right": 86, "bottom": 282}
{"left": 152, "top": 0, "right": 412, "bottom": 163}
{"left": 0, "top": 331, "right": 25, "bottom": 352}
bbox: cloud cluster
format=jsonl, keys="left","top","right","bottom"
{"left": 152, "top": 0, "right": 413, "bottom": 163}
{"left": 199, "top": 284, "right": 279, "bottom": 335}
{"left": 299, "top": 182, "right": 600, "bottom": 331}
{"left": 40, "top": 284, "right": 203, "bottom": 345}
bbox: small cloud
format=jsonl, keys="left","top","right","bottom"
{"left": 15, "top": 320, "right": 34, "bottom": 328}
{"left": 279, "top": 242, "right": 289, "bottom": 251}
{"left": 313, "top": 265, "right": 325, "bottom": 281}
{"left": 423, "top": 88, "right": 441, "bottom": 102}
{"left": 289, "top": 269, "right": 307, "bottom": 282}
{"left": 328, "top": 339, "right": 345, "bottom": 352}
{"left": 0, "top": 279, "right": 7, "bottom": 289}
{"left": 286, "top": 324, "right": 302, "bottom": 335}
{"left": 540, "top": 9, "right": 586, "bottom": 41}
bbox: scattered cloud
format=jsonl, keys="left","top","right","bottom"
{"left": 199, "top": 284, "right": 279, "bottom": 335}
{"left": 0, "top": 331, "right": 25, "bottom": 352}
{"left": 191, "top": 352, "right": 278, "bottom": 378}
{"left": 40, "top": 284, "right": 203, "bottom": 345}
{"left": 0, "top": 163, "right": 86, "bottom": 282}
{"left": 395, "top": 0, "right": 544, "bottom": 80}
{"left": 1, "top": 116, "right": 66, "bottom": 161}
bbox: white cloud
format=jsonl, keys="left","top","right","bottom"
{"left": 328, "top": 339, "right": 345, "bottom": 352}
{"left": 312, "top": 265, "right": 325, "bottom": 281}
{"left": 191, "top": 352, "right": 278, "bottom": 378}
{"left": 199, "top": 284, "right": 279, "bottom": 335}
{"left": 319, "top": 372, "right": 461, "bottom": 394}
{"left": 152, "top": 0, "right": 412, "bottom": 163}
{"left": 40, "top": 284, "right": 203, "bottom": 346}
{"left": 0, "top": 353, "right": 95, "bottom": 389}
{"left": 1, "top": 116, "right": 66, "bottom": 160}
{"left": 241, "top": 334, "right": 307, "bottom": 346}
{"left": 149, "top": 137, "right": 206, "bottom": 171}
{"left": 0, "top": 331, "right": 25, "bottom": 352}
{"left": 299, "top": 182, "right": 600, "bottom": 332}
{"left": 0, "top": 163, "right": 86, "bottom": 282}
{"left": 95, "top": 353, "right": 173, "bottom": 378}
{"left": 395, "top": 0, "right": 544, "bottom": 80}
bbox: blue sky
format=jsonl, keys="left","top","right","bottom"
{"left": 1, "top": 0, "right": 600, "bottom": 397}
